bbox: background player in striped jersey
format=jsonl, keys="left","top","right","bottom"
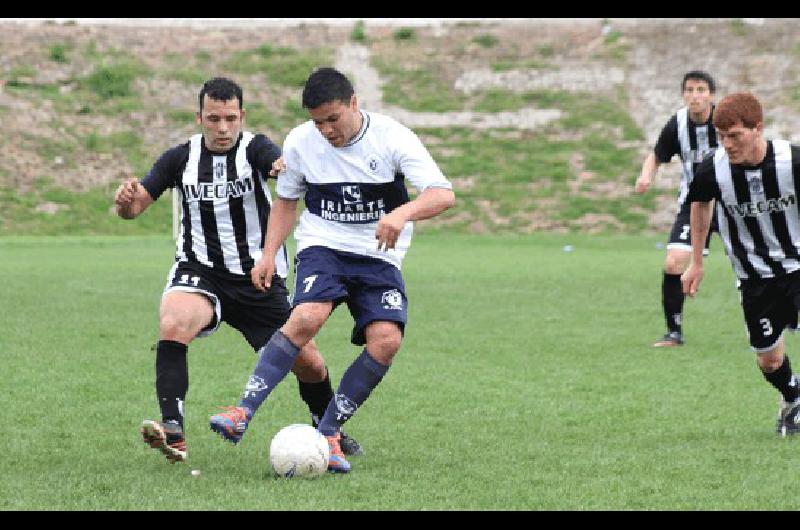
{"left": 209, "top": 67, "right": 456, "bottom": 473}
{"left": 635, "top": 71, "right": 719, "bottom": 347}
{"left": 682, "top": 92, "right": 800, "bottom": 436}
{"left": 113, "top": 77, "right": 361, "bottom": 463}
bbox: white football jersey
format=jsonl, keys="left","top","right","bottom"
{"left": 277, "top": 111, "right": 452, "bottom": 269}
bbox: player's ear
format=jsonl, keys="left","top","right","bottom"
{"left": 240, "top": 108, "right": 246, "bottom": 123}
{"left": 350, "top": 95, "right": 358, "bottom": 111}
{"left": 195, "top": 112, "right": 202, "bottom": 126}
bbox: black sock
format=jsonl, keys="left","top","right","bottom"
{"left": 155, "top": 340, "right": 188, "bottom": 429}
{"left": 662, "top": 272, "right": 684, "bottom": 334}
{"left": 762, "top": 356, "right": 800, "bottom": 403}
{"left": 298, "top": 368, "right": 334, "bottom": 424}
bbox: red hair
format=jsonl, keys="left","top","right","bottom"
{"left": 713, "top": 92, "right": 763, "bottom": 130}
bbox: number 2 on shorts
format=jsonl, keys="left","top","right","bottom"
{"left": 302, "top": 274, "right": 318, "bottom": 293}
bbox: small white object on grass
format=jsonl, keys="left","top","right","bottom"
{"left": 655, "top": 242, "right": 665, "bottom": 250}
{"left": 191, "top": 469, "right": 201, "bottom": 477}
{"left": 563, "top": 245, "right": 573, "bottom": 253}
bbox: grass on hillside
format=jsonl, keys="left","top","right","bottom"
{"left": 1, "top": 32, "right": 671, "bottom": 237}
{"left": 2, "top": 233, "right": 799, "bottom": 510}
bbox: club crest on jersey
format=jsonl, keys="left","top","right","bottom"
{"left": 342, "top": 185, "right": 362, "bottom": 204}
{"left": 381, "top": 289, "right": 403, "bottom": 310}
{"left": 213, "top": 160, "right": 226, "bottom": 180}
{"left": 746, "top": 171, "right": 763, "bottom": 195}
{"left": 367, "top": 155, "right": 380, "bottom": 173}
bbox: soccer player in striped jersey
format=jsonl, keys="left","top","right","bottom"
{"left": 210, "top": 67, "right": 456, "bottom": 473}
{"left": 682, "top": 92, "right": 800, "bottom": 436}
{"left": 635, "top": 71, "right": 719, "bottom": 347}
{"left": 113, "top": 77, "right": 361, "bottom": 463}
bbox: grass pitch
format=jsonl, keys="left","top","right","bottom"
{"left": 1, "top": 232, "right": 797, "bottom": 510}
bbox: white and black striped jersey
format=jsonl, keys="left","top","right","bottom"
{"left": 141, "top": 132, "right": 289, "bottom": 278}
{"left": 687, "top": 140, "right": 800, "bottom": 280}
{"left": 654, "top": 106, "right": 719, "bottom": 206}
{"left": 277, "top": 110, "right": 452, "bottom": 270}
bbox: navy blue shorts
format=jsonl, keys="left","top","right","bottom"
{"left": 292, "top": 246, "right": 407, "bottom": 346}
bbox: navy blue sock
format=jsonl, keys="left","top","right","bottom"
{"left": 155, "top": 340, "right": 188, "bottom": 429}
{"left": 238, "top": 331, "right": 300, "bottom": 415}
{"left": 318, "top": 349, "right": 390, "bottom": 436}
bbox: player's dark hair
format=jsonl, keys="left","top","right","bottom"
{"left": 713, "top": 92, "right": 763, "bottom": 130}
{"left": 302, "top": 67, "right": 354, "bottom": 109}
{"left": 682, "top": 70, "right": 716, "bottom": 93}
{"left": 199, "top": 77, "right": 243, "bottom": 111}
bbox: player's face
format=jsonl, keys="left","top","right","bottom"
{"left": 197, "top": 95, "right": 245, "bottom": 153}
{"left": 717, "top": 121, "right": 764, "bottom": 165}
{"left": 308, "top": 96, "right": 361, "bottom": 148}
{"left": 682, "top": 79, "right": 714, "bottom": 116}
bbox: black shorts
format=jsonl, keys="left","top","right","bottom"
{"left": 667, "top": 200, "right": 718, "bottom": 251}
{"left": 740, "top": 270, "right": 800, "bottom": 352}
{"left": 163, "top": 260, "right": 291, "bottom": 350}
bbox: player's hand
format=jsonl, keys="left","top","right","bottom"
{"left": 375, "top": 211, "right": 405, "bottom": 251}
{"left": 269, "top": 156, "right": 286, "bottom": 177}
{"left": 115, "top": 177, "right": 140, "bottom": 207}
{"left": 681, "top": 263, "right": 704, "bottom": 297}
{"left": 251, "top": 255, "right": 276, "bottom": 292}
{"left": 634, "top": 175, "right": 650, "bottom": 194}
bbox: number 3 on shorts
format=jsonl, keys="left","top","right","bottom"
{"left": 302, "top": 275, "right": 318, "bottom": 293}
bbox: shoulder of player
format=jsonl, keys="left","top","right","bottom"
{"left": 244, "top": 131, "right": 278, "bottom": 150}
{"left": 158, "top": 139, "right": 192, "bottom": 165}
{"left": 365, "top": 111, "right": 412, "bottom": 135}
{"left": 282, "top": 120, "right": 317, "bottom": 149}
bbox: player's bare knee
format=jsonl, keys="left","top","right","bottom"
{"left": 365, "top": 323, "right": 402, "bottom": 363}
{"left": 286, "top": 305, "right": 328, "bottom": 339}
{"left": 664, "top": 253, "right": 689, "bottom": 275}
{"left": 159, "top": 313, "right": 199, "bottom": 343}
{"left": 757, "top": 351, "right": 784, "bottom": 373}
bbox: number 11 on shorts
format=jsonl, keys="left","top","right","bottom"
{"left": 303, "top": 275, "right": 318, "bottom": 293}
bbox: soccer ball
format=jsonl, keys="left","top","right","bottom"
{"left": 269, "top": 424, "right": 330, "bottom": 478}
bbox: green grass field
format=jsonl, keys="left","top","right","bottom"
{"left": 2, "top": 232, "right": 798, "bottom": 510}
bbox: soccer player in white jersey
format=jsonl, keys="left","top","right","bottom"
{"left": 635, "top": 71, "right": 720, "bottom": 347}
{"left": 210, "top": 67, "right": 456, "bottom": 473}
{"left": 682, "top": 92, "right": 800, "bottom": 436}
{"left": 114, "top": 77, "right": 362, "bottom": 463}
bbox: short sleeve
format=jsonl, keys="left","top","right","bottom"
{"left": 275, "top": 142, "right": 307, "bottom": 199}
{"left": 392, "top": 125, "right": 451, "bottom": 193}
{"left": 654, "top": 115, "right": 680, "bottom": 164}
{"left": 686, "top": 157, "right": 719, "bottom": 203}
{"left": 140, "top": 143, "right": 190, "bottom": 201}
{"left": 247, "top": 134, "right": 282, "bottom": 179}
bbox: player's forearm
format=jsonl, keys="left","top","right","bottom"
{"left": 689, "top": 201, "right": 712, "bottom": 265}
{"left": 394, "top": 187, "right": 455, "bottom": 222}
{"left": 639, "top": 152, "right": 660, "bottom": 181}
{"left": 262, "top": 197, "right": 298, "bottom": 256}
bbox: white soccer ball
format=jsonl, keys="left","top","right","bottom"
{"left": 269, "top": 424, "right": 330, "bottom": 478}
